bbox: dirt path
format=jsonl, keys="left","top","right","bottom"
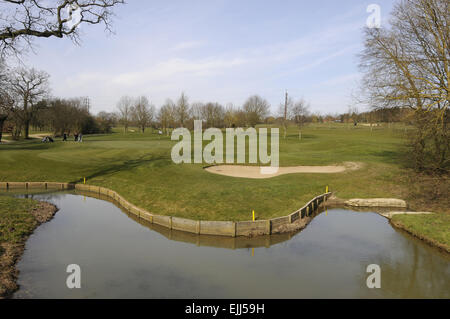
{"left": 205, "top": 162, "right": 362, "bottom": 179}
{"left": 0, "top": 133, "right": 51, "bottom": 144}
{"left": 29, "top": 134, "right": 50, "bottom": 139}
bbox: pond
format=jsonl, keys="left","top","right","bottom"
{"left": 5, "top": 191, "right": 450, "bottom": 299}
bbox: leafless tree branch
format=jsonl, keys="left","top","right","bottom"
{"left": 0, "top": 0, "right": 125, "bottom": 57}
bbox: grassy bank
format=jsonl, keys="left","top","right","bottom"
{"left": 391, "top": 213, "right": 450, "bottom": 253}
{"left": 0, "top": 196, "right": 58, "bottom": 298}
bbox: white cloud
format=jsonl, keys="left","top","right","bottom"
{"left": 109, "top": 56, "right": 247, "bottom": 86}
{"left": 171, "top": 41, "right": 204, "bottom": 51}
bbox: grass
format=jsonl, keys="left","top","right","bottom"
{"left": 0, "top": 196, "right": 42, "bottom": 298}
{"left": 0, "top": 196, "right": 40, "bottom": 246}
{"left": 0, "top": 123, "right": 445, "bottom": 222}
{"left": 392, "top": 214, "right": 450, "bottom": 252}
{"left": 0, "top": 195, "right": 57, "bottom": 298}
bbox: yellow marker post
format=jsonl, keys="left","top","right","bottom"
{"left": 326, "top": 185, "right": 329, "bottom": 193}
{"left": 84, "top": 177, "right": 86, "bottom": 185}
{"left": 252, "top": 210, "right": 255, "bottom": 221}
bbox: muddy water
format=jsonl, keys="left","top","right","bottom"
{"left": 7, "top": 191, "right": 450, "bottom": 299}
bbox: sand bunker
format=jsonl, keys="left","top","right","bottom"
{"left": 205, "top": 162, "right": 362, "bottom": 179}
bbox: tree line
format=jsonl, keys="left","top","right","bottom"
{"left": 0, "top": 61, "right": 313, "bottom": 141}
{"left": 116, "top": 93, "right": 275, "bottom": 134}
{"left": 0, "top": 62, "right": 117, "bottom": 141}
{"left": 1, "top": 60, "right": 421, "bottom": 145}
{"left": 115, "top": 92, "right": 316, "bottom": 136}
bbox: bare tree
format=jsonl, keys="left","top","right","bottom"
{"left": 190, "top": 102, "right": 204, "bottom": 121}
{"left": 277, "top": 92, "right": 293, "bottom": 139}
{"left": 9, "top": 66, "right": 50, "bottom": 139}
{"left": 291, "top": 98, "right": 310, "bottom": 139}
{"left": 223, "top": 103, "right": 236, "bottom": 128}
{"left": 43, "top": 97, "right": 92, "bottom": 136}
{"left": 360, "top": 0, "right": 449, "bottom": 172}
{"left": 234, "top": 108, "right": 247, "bottom": 127}
{"left": 96, "top": 110, "right": 115, "bottom": 133}
{"left": 116, "top": 95, "right": 133, "bottom": 133}
{"left": 158, "top": 99, "right": 176, "bottom": 135}
{"left": 347, "top": 105, "right": 359, "bottom": 127}
{"left": 0, "top": 107, "right": 9, "bottom": 143}
{"left": 175, "top": 92, "right": 190, "bottom": 127}
{"left": 243, "top": 95, "right": 270, "bottom": 127}
{"left": 201, "top": 102, "right": 224, "bottom": 128}
{"left": 0, "top": 60, "right": 13, "bottom": 142}
{"left": 50, "top": 98, "right": 79, "bottom": 136}
{"left": 132, "top": 96, "right": 154, "bottom": 134}
{"left": 0, "top": 0, "right": 125, "bottom": 57}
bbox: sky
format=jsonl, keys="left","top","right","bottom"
{"left": 19, "top": 0, "right": 395, "bottom": 115}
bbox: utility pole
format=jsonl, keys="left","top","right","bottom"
{"left": 83, "top": 97, "right": 90, "bottom": 112}
{"left": 284, "top": 90, "right": 288, "bottom": 139}
{"left": 284, "top": 90, "right": 288, "bottom": 121}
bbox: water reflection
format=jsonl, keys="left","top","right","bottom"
{"left": 370, "top": 230, "right": 450, "bottom": 298}
{"left": 6, "top": 189, "right": 304, "bottom": 250}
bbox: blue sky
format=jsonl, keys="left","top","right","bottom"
{"left": 22, "top": 0, "right": 395, "bottom": 115}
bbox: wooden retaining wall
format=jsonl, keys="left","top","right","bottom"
{"left": 0, "top": 182, "right": 74, "bottom": 191}
{"left": 0, "top": 182, "right": 331, "bottom": 238}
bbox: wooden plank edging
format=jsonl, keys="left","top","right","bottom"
{"left": 1, "top": 182, "right": 332, "bottom": 238}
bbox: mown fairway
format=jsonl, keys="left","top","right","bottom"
{"left": 0, "top": 124, "right": 413, "bottom": 221}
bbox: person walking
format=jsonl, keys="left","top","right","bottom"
{"left": 63, "top": 133, "right": 67, "bottom": 141}
{"left": 79, "top": 133, "right": 83, "bottom": 143}
{"left": 74, "top": 133, "right": 78, "bottom": 142}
